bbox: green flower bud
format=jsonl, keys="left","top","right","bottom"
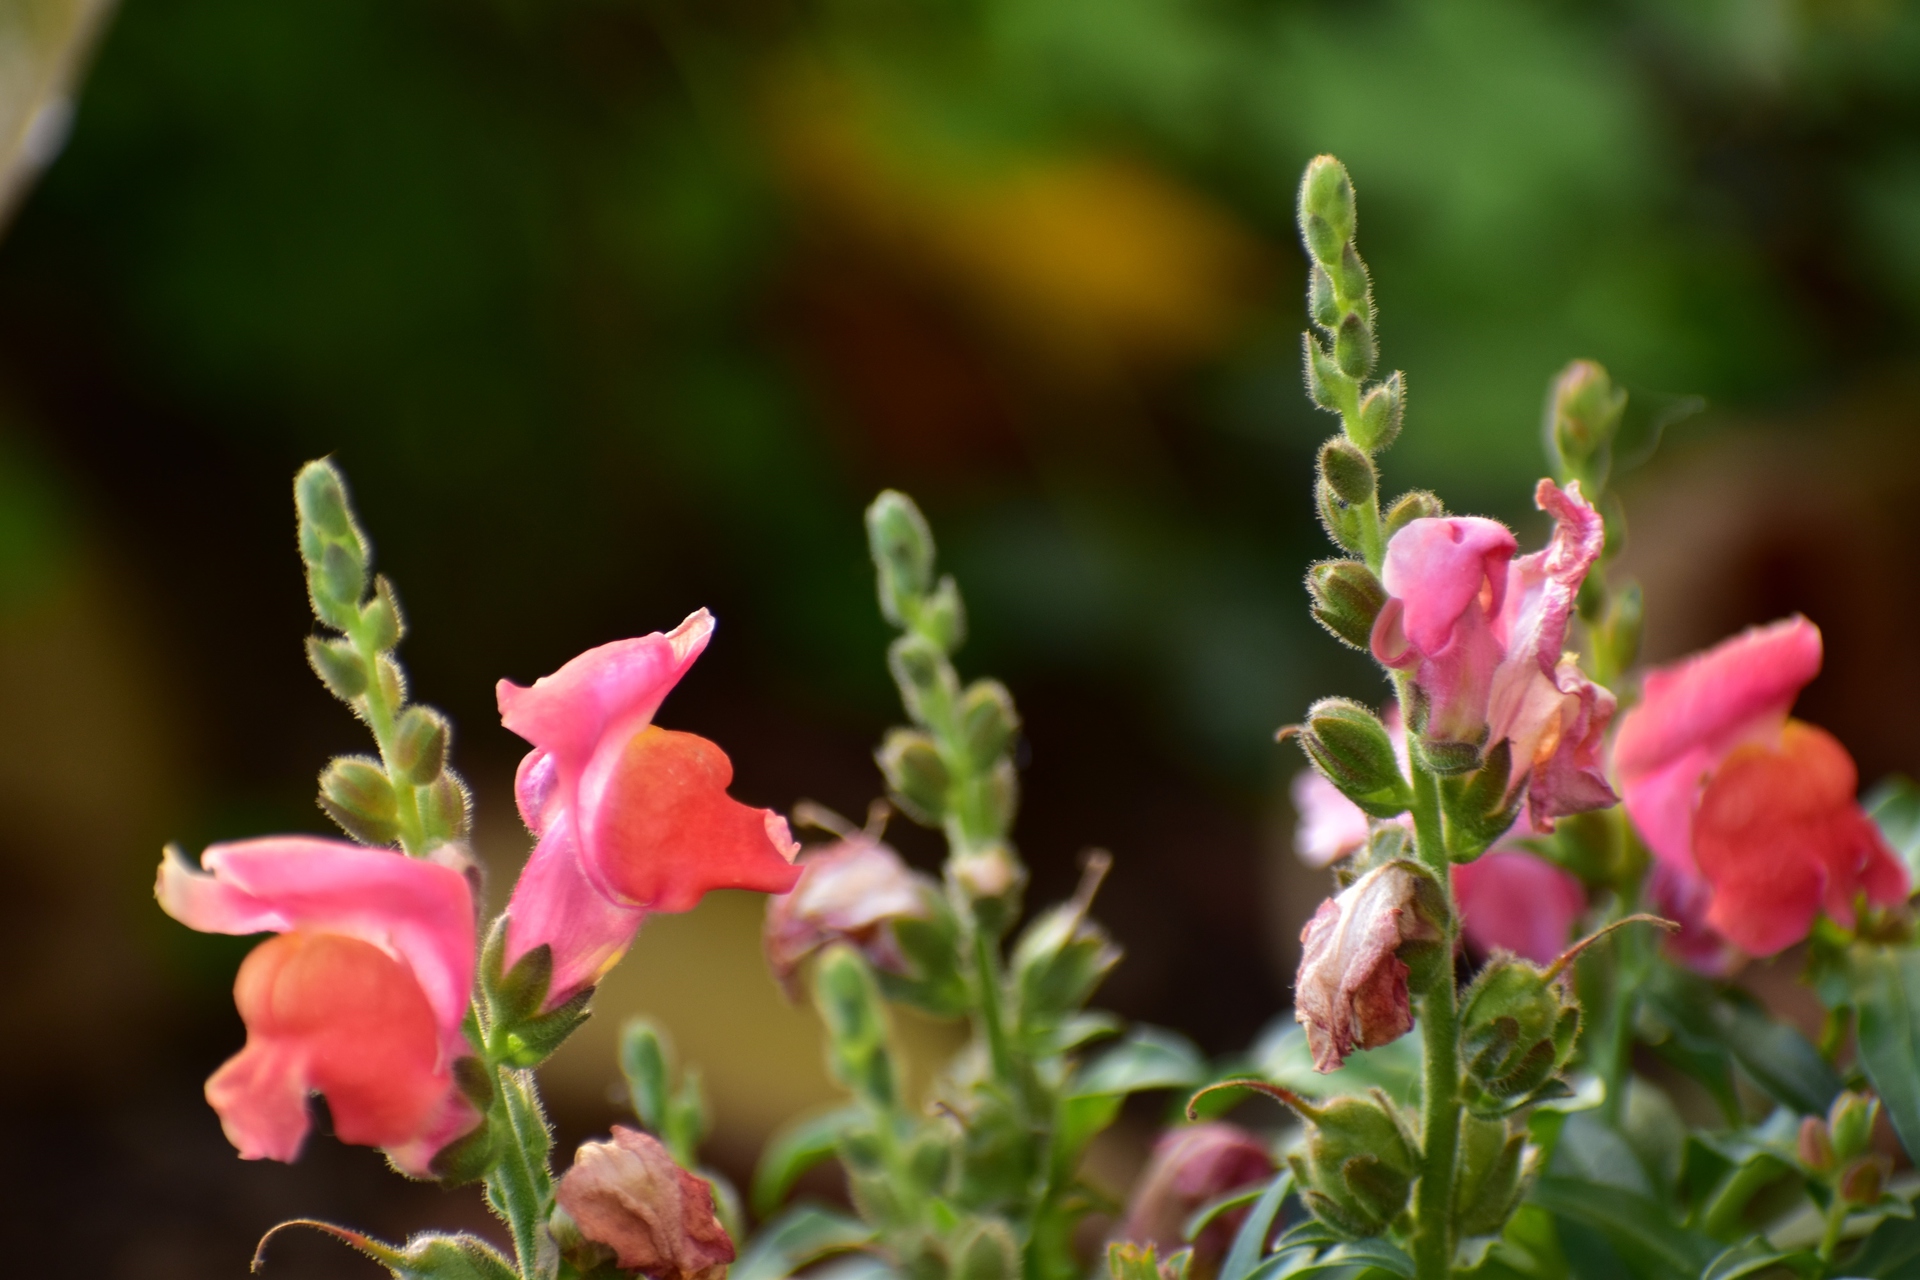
{"left": 1316, "top": 476, "right": 1369, "bottom": 556}
{"left": 1453, "top": 1115, "right": 1533, "bottom": 1238}
{"left": 813, "top": 945, "right": 898, "bottom": 1110}
{"left": 888, "top": 633, "right": 957, "bottom": 726}
{"left": 1459, "top": 957, "right": 1580, "bottom": 1113}
{"left": 1309, "top": 264, "right": 1340, "bottom": 330}
{"left": 319, "top": 755, "right": 400, "bottom": 845}
{"left": 877, "top": 728, "right": 949, "bottom": 824}
{"left": 1353, "top": 373, "right": 1404, "bottom": 454}
{"left": 1334, "top": 311, "right": 1376, "bottom": 380}
{"left": 1306, "top": 560, "right": 1386, "bottom": 651}
{"left": 1839, "top": 1154, "right": 1892, "bottom": 1206}
{"left": 953, "top": 1220, "right": 1019, "bottom": 1280}
{"left": 306, "top": 636, "right": 367, "bottom": 701}
{"left": 1284, "top": 1090, "right": 1418, "bottom": 1239}
{"left": 1297, "top": 698, "right": 1411, "bottom": 818}
{"left": 1598, "top": 580, "right": 1643, "bottom": 676}
{"left": 1829, "top": 1091, "right": 1879, "bottom": 1162}
{"left": 1331, "top": 244, "right": 1371, "bottom": 310}
{"left": 867, "top": 490, "right": 937, "bottom": 627}
{"left": 1440, "top": 740, "right": 1522, "bottom": 860}
{"left": 360, "top": 576, "right": 404, "bottom": 651}
{"left": 394, "top": 705, "right": 450, "bottom": 785}
{"left": 420, "top": 772, "right": 471, "bottom": 842}
{"left": 295, "top": 460, "right": 358, "bottom": 543}
{"left": 1412, "top": 733, "right": 1483, "bottom": 777}
{"left": 1303, "top": 334, "right": 1348, "bottom": 415}
{"left": 1544, "top": 360, "right": 1626, "bottom": 490}
{"left": 1298, "top": 156, "right": 1356, "bottom": 262}
{"left": 1318, "top": 438, "right": 1376, "bottom": 506}
{"left": 1012, "top": 886, "right": 1120, "bottom": 1032}
{"left": 1383, "top": 490, "right": 1444, "bottom": 538}
{"left": 958, "top": 679, "right": 1019, "bottom": 769}
{"left": 916, "top": 574, "right": 967, "bottom": 652}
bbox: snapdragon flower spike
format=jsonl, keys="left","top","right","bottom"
{"left": 499, "top": 610, "right": 802, "bottom": 1007}
{"left": 1614, "top": 616, "right": 1907, "bottom": 956}
{"left": 1370, "top": 479, "right": 1616, "bottom": 830}
{"left": 154, "top": 838, "right": 480, "bottom": 1177}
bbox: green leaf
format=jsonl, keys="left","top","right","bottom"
{"left": 1527, "top": 1178, "right": 1715, "bottom": 1280}
{"left": 1251, "top": 1020, "right": 1422, "bottom": 1105}
{"left": 1070, "top": 1026, "right": 1207, "bottom": 1098}
{"left": 752, "top": 1106, "right": 862, "bottom": 1217}
{"left": 1183, "top": 1185, "right": 1267, "bottom": 1244}
{"left": 252, "top": 1223, "right": 516, "bottom": 1280}
{"left": 1219, "top": 1172, "right": 1292, "bottom": 1280}
{"left": 1867, "top": 775, "right": 1920, "bottom": 883}
{"left": 733, "top": 1206, "right": 875, "bottom": 1280}
{"left": 1841, "top": 1212, "right": 1920, "bottom": 1277}
{"left": 1844, "top": 946, "right": 1920, "bottom": 1161}
{"left": 1643, "top": 966, "right": 1837, "bottom": 1116}
{"left": 620, "top": 1018, "right": 673, "bottom": 1133}
{"left": 1699, "top": 1239, "right": 1819, "bottom": 1280}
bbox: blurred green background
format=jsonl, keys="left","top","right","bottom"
{"left": 3, "top": 0, "right": 1920, "bottom": 1272}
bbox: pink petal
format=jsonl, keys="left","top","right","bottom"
{"left": 504, "top": 808, "right": 648, "bottom": 1007}
{"left": 1452, "top": 850, "right": 1585, "bottom": 964}
{"left": 1377, "top": 517, "right": 1518, "bottom": 656}
{"left": 1520, "top": 657, "right": 1619, "bottom": 831}
{"left": 156, "top": 837, "right": 475, "bottom": 1048}
{"left": 497, "top": 610, "right": 715, "bottom": 787}
{"left": 1290, "top": 770, "right": 1373, "bottom": 868}
{"left": 1295, "top": 863, "right": 1440, "bottom": 1071}
{"left": 515, "top": 748, "right": 561, "bottom": 835}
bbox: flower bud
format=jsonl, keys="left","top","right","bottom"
{"left": 1839, "top": 1154, "right": 1892, "bottom": 1206}
{"left": 1309, "top": 264, "right": 1340, "bottom": 330}
{"left": 877, "top": 728, "right": 949, "bottom": 824}
{"left": 360, "top": 576, "right": 404, "bottom": 651}
{"left": 1318, "top": 438, "right": 1376, "bottom": 506}
{"left": 916, "top": 574, "right": 967, "bottom": 652}
{"left": 867, "top": 490, "right": 936, "bottom": 627}
{"left": 1307, "top": 560, "right": 1387, "bottom": 652}
{"left": 1283, "top": 1090, "right": 1418, "bottom": 1238}
{"left": 394, "top": 706, "right": 450, "bottom": 785}
{"left": 1439, "top": 740, "right": 1523, "bottom": 860}
{"left": 1303, "top": 333, "right": 1347, "bottom": 415}
{"left": 763, "top": 836, "right": 935, "bottom": 998}
{"left": 1829, "top": 1091, "right": 1879, "bottom": 1162}
{"left": 812, "top": 945, "right": 899, "bottom": 1110}
{"left": 1298, "top": 156, "right": 1356, "bottom": 263}
{"left": 552, "top": 1126, "right": 735, "bottom": 1280}
{"left": 888, "top": 633, "right": 957, "bottom": 726}
{"left": 1459, "top": 957, "right": 1580, "bottom": 1111}
{"left": 1297, "top": 699, "right": 1411, "bottom": 818}
{"left": 1334, "top": 311, "right": 1376, "bottom": 380}
{"left": 1316, "top": 476, "right": 1369, "bottom": 555}
{"left": 1597, "top": 580, "right": 1642, "bottom": 676}
{"left": 1331, "top": 244, "right": 1370, "bottom": 310}
{"left": 958, "top": 679, "right": 1019, "bottom": 770}
{"left": 1454, "top": 1114, "right": 1533, "bottom": 1238}
{"left": 319, "top": 755, "right": 401, "bottom": 845}
{"left": 1353, "top": 373, "right": 1404, "bottom": 454}
{"left": 307, "top": 636, "right": 368, "bottom": 701}
{"left": 1383, "top": 490, "right": 1443, "bottom": 538}
{"left": 1797, "top": 1116, "right": 1835, "bottom": 1174}
{"left": 419, "top": 771, "right": 471, "bottom": 842}
{"left": 1295, "top": 862, "right": 1445, "bottom": 1071}
{"left": 954, "top": 843, "right": 1025, "bottom": 907}
{"left": 1012, "top": 890, "right": 1120, "bottom": 1032}
{"left": 1544, "top": 360, "right": 1625, "bottom": 489}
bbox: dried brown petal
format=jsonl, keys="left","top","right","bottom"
{"left": 1295, "top": 862, "right": 1442, "bottom": 1072}
{"left": 553, "top": 1126, "right": 734, "bottom": 1280}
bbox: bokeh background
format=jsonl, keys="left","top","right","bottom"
{"left": 4, "top": 0, "right": 1920, "bottom": 1272}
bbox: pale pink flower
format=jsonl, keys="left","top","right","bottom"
{"left": 155, "top": 838, "right": 479, "bottom": 1176}
{"left": 498, "top": 611, "right": 802, "bottom": 1005}
{"left": 764, "top": 834, "right": 934, "bottom": 996}
{"left": 1295, "top": 862, "right": 1442, "bottom": 1071}
{"left": 555, "top": 1126, "right": 735, "bottom": 1280}
{"left": 1120, "top": 1123, "right": 1275, "bottom": 1268}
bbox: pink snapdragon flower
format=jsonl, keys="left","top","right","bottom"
{"left": 1119, "top": 1123, "right": 1276, "bottom": 1268}
{"left": 1614, "top": 617, "right": 1906, "bottom": 956}
{"left": 155, "top": 838, "right": 480, "bottom": 1176}
{"left": 1370, "top": 479, "right": 1617, "bottom": 831}
{"left": 1451, "top": 849, "right": 1585, "bottom": 965}
{"left": 499, "top": 611, "right": 802, "bottom": 1006}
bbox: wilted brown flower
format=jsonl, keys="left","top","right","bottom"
{"left": 1295, "top": 861, "right": 1443, "bottom": 1072}
{"left": 552, "top": 1126, "right": 734, "bottom": 1280}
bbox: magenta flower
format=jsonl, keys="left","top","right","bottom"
{"left": 499, "top": 610, "right": 802, "bottom": 1006}
{"left": 1615, "top": 617, "right": 1906, "bottom": 956}
{"left": 1450, "top": 849, "right": 1585, "bottom": 965}
{"left": 1120, "top": 1123, "right": 1276, "bottom": 1268}
{"left": 155, "top": 838, "right": 480, "bottom": 1176}
{"left": 1370, "top": 479, "right": 1616, "bottom": 830}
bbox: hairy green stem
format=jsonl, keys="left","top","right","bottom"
{"left": 1817, "top": 1191, "right": 1850, "bottom": 1267}
{"left": 347, "top": 619, "right": 428, "bottom": 856}
{"left": 488, "top": 1069, "right": 555, "bottom": 1279}
{"left": 1407, "top": 760, "right": 1460, "bottom": 1280}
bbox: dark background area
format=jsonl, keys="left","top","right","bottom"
{"left": 1, "top": 0, "right": 1919, "bottom": 1272}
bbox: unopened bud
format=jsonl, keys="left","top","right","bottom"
{"left": 552, "top": 1127, "right": 735, "bottom": 1280}
{"left": 1829, "top": 1091, "right": 1879, "bottom": 1161}
{"left": 958, "top": 680, "right": 1019, "bottom": 769}
{"left": 1334, "top": 311, "right": 1376, "bottom": 380}
{"left": 813, "top": 945, "right": 898, "bottom": 1109}
{"left": 394, "top": 706, "right": 450, "bottom": 785}
{"left": 1839, "top": 1154, "right": 1892, "bottom": 1206}
{"left": 360, "top": 577, "right": 404, "bottom": 651}
{"left": 1283, "top": 1090, "right": 1417, "bottom": 1238}
{"left": 1459, "top": 957, "right": 1580, "bottom": 1109}
{"left": 1309, "top": 265, "right": 1339, "bottom": 330}
{"left": 867, "top": 490, "right": 937, "bottom": 627}
{"left": 1306, "top": 560, "right": 1386, "bottom": 651}
{"left": 318, "top": 756, "right": 399, "bottom": 845}
{"left": 295, "top": 460, "right": 357, "bottom": 542}
{"left": 1318, "top": 438, "right": 1376, "bottom": 506}
{"left": 1298, "top": 699, "right": 1411, "bottom": 818}
{"left": 1303, "top": 334, "right": 1347, "bottom": 415}
{"left": 876, "top": 728, "right": 949, "bottom": 825}
{"left": 306, "top": 636, "right": 367, "bottom": 700}
{"left": 1331, "top": 244, "right": 1370, "bottom": 310}
{"left": 916, "top": 575, "right": 966, "bottom": 652}
{"left": 1316, "top": 476, "right": 1369, "bottom": 556}
{"left": 420, "top": 772, "right": 471, "bottom": 842}
{"left": 1353, "top": 373, "right": 1404, "bottom": 453}
{"left": 1454, "top": 1114, "right": 1532, "bottom": 1238}
{"left": 1383, "top": 490, "right": 1443, "bottom": 538}
{"left": 1298, "top": 156, "right": 1356, "bottom": 263}
{"left": 954, "top": 844, "right": 1023, "bottom": 903}
{"left": 1545, "top": 360, "right": 1625, "bottom": 490}
{"left": 1798, "top": 1117, "right": 1836, "bottom": 1174}
{"left": 888, "top": 634, "right": 956, "bottom": 725}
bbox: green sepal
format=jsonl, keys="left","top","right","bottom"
{"left": 1353, "top": 372, "right": 1404, "bottom": 453}
{"left": 1011, "top": 900, "right": 1122, "bottom": 1036}
{"left": 1453, "top": 1116, "right": 1532, "bottom": 1238}
{"left": 1334, "top": 311, "right": 1376, "bottom": 380}
{"left": 1317, "top": 437, "right": 1376, "bottom": 505}
{"left": 1441, "top": 740, "right": 1523, "bottom": 860}
{"left": 500, "top": 988, "right": 592, "bottom": 1068}
{"left": 319, "top": 754, "right": 400, "bottom": 845}
{"left": 1383, "top": 490, "right": 1443, "bottom": 537}
{"left": 492, "top": 942, "right": 554, "bottom": 1028}
{"left": 1412, "top": 733, "right": 1483, "bottom": 777}
{"left": 958, "top": 679, "right": 1019, "bottom": 770}
{"left": 429, "top": 1113, "right": 498, "bottom": 1187}
{"left": 307, "top": 636, "right": 368, "bottom": 700}
{"left": 1303, "top": 334, "right": 1348, "bottom": 417}
{"left": 394, "top": 705, "right": 450, "bottom": 785}
{"left": 1306, "top": 560, "right": 1385, "bottom": 652}
{"left": 875, "top": 899, "right": 970, "bottom": 1017}
{"left": 876, "top": 727, "right": 949, "bottom": 826}
{"left": 1297, "top": 698, "right": 1411, "bottom": 818}
{"left": 420, "top": 772, "right": 471, "bottom": 841}
{"left": 952, "top": 1218, "right": 1019, "bottom": 1280}
{"left": 253, "top": 1221, "right": 516, "bottom": 1280}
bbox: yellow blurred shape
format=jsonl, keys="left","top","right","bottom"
{"left": 0, "top": 0, "right": 113, "bottom": 227}
{"left": 766, "top": 62, "right": 1269, "bottom": 377}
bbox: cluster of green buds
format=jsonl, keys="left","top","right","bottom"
{"left": 1541, "top": 361, "right": 1642, "bottom": 687}
{"left": 1284, "top": 1088, "right": 1420, "bottom": 1238}
{"left": 869, "top": 491, "right": 1024, "bottom": 921}
{"left": 295, "top": 460, "right": 470, "bottom": 856}
{"left": 1798, "top": 1090, "right": 1895, "bottom": 1217}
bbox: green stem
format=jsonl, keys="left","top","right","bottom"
{"left": 1818, "top": 1191, "right": 1849, "bottom": 1268}
{"left": 1407, "top": 760, "right": 1460, "bottom": 1280}
{"left": 971, "top": 923, "right": 1016, "bottom": 1088}
{"left": 347, "top": 621, "right": 428, "bottom": 856}
{"left": 485, "top": 1068, "right": 556, "bottom": 1280}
